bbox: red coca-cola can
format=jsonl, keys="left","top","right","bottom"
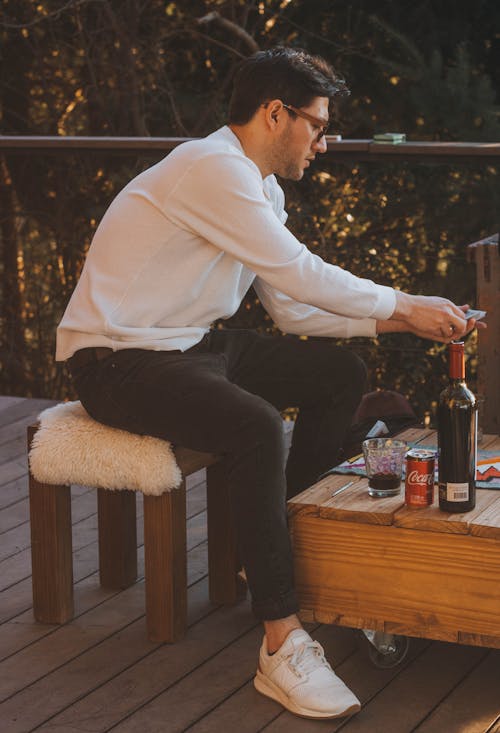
{"left": 405, "top": 449, "right": 436, "bottom": 508}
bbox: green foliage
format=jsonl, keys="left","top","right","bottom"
{"left": 0, "top": 0, "right": 499, "bottom": 423}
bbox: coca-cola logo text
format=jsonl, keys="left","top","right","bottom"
{"left": 407, "top": 470, "right": 433, "bottom": 486}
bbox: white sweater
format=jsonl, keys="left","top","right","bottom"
{"left": 56, "top": 126, "right": 396, "bottom": 360}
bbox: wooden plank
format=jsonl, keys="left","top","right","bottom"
{"left": 305, "top": 614, "right": 462, "bottom": 645}
{"left": 0, "top": 402, "right": 54, "bottom": 464}
{"left": 292, "top": 516, "right": 500, "bottom": 641}
{"left": 98, "top": 488, "right": 137, "bottom": 588}
{"left": 143, "top": 482, "right": 187, "bottom": 642}
{"left": 396, "top": 426, "right": 434, "bottom": 444}
{"left": 0, "top": 478, "right": 206, "bottom": 628}
{"left": 186, "top": 467, "right": 207, "bottom": 490}
{"left": 414, "top": 650, "right": 500, "bottom": 733}
{"left": 173, "top": 446, "right": 219, "bottom": 475}
{"left": 0, "top": 534, "right": 213, "bottom": 704}
{"left": 469, "top": 494, "right": 500, "bottom": 539}
{"left": 0, "top": 478, "right": 201, "bottom": 559}
{"left": 458, "top": 631, "right": 500, "bottom": 649}
{"left": 0, "top": 573, "right": 118, "bottom": 662}
{"left": 310, "top": 611, "right": 385, "bottom": 633}
{"left": 28, "top": 477, "right": 74, "bottom": 624}
{"left": 176, "top": 624, "right": 357, "bottom": 733}
{"left": 479, "top": 433, "right": 500, "bottom": 449}
{"left": 0, "top": 414, "right": 34, "bottom": 447}
{"left": 0, "top": 531, "right": 209, "bottom": 662}
{"left": 0, "top": 410, "right": 56, "bottom": 449}
{"left": 287, "top": 475, "right": 344, "bottom": 518}
{"left": 0, "top": 488, "right": 95, "bottom": 558}
{"left": 186, "top": 479, "right": 207, "bottom": 515}
{"left": 173, "top": 679, "right": 277, "bottom": 733}
{"left": 257, "top": 638, "right": 430, "bottom": 733}
{"left": 0, "top": 434, "right": 33, "bottom": 463}
{"left": 28, "top": 422, "right": 73, "bottom": 625}
{"left": 0, "top": 398, "right": 55, "bottom": 429}
{"left": 420, "top": 432, "right": 437, "bottom": 448}
{"left": 85, "top": 624, "right": 266, "bottom": 733}
{"left": 0, "top": 495, "right": 31, "bottom": 534}
{"left": 0, "top": 496, "right": 206, "bottom": 601}
{"left": 0, "top": 483, "right": 189, "bottom": 567}
{"left": 318, "top": 477, "right": 405, "bottom": 526}
{"left": 468, "top": 236, "right": 500, "bottom": 435}
{"left": 2, "top": 594, "right": 256, "bottom": 732}
{"left": 0, "top": 577, "right": 230, "bottom": 731}
{"left": 0, "top": 514, "right": 96, "bottom": 593}
{"left": 382, "top": 620, "right": 458, "bottom": 643}
{"left": 393, "top": 488, "right": 498, "bottom": 534}
{"left": 0, "top": 396, "right": 25, "bottom": 411}
{"left": 0, "top": 552, "right": 90, "bottom": 625}
{"left": 333, "top": 642, "right": 488, "bottom": 733}
{"left": 290, "top": 477, "right": 406, "bottom": 526}
{"left": 0, "top": 461, "right": 27, "bottom": 503}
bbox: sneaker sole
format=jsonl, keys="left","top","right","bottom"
{"left": 254, "top": 670, "right": 361, "bottom": 719}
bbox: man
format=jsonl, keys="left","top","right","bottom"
{"left": 56, "top": 47, "right": 478, "bottom": 719}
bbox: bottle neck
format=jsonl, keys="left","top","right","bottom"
{"left": 449, "top": 342, "right": 465, "bottom": 381}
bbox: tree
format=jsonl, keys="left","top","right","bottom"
{"left": 0, "top": 0, "right": 498, "bottom": 417}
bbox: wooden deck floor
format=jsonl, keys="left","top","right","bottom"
{"left": 1, "top": 395, "right": 500, "bottom": 733}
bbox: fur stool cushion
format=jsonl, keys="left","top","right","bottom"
{"left": 29, "top": 401, "right": 181, "bottom": 495}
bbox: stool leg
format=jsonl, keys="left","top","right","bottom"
{"left": 207, "top": 458, "right": 244, "bottom": 605}
{"left": 143, "top": 481, "right": 187, "bottom": 643}
{"left": 29, "top": 470, "right": 74, "bottom": 623}
{"left": 98, "top": 489, "right": 137, "bottom": 589}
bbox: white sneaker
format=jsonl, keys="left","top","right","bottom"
{"left": 254, "top": 629, "right": 361, "bottom": 719}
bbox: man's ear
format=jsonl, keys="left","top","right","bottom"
{"left": 264, "top": 99, "right": 284, "bottom": 130}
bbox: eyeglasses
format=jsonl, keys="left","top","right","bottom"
{"left": 282, "top": 103, "right": 330, "bottom": 142}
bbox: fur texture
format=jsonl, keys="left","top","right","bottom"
{"left": 29, "top": 401, "right": 181, "bottom": 494}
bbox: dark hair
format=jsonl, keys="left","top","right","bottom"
{"left": 228, "top": 46, "right": 349, "bottom": 125}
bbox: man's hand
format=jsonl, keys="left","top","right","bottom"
{"left": 393, "top": 292, "right": 467, "bottom": 341}
{"left": 380, "top": 293, "right": 487, "bottom": 342}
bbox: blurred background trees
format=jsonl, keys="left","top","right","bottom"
{"left": 1, "top": 0, "right": 499, "bottom": 420}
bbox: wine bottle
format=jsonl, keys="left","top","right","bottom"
{"left": 438, "top": 341, "right": 477, "bottom": 513}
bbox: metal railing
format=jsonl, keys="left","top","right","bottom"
{"left": 1, "top": 135, "right": 500, "bottom": 162}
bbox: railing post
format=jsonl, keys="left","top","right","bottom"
{"left": 467, "top": 233, "right": 499, "bottom": 434}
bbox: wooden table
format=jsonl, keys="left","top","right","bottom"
{"left": 288, "top": 428, "right": 500, "bottom": 649}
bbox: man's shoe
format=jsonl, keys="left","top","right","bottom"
{"left": 254, "top": 629, "right": 361, "bottom": 719}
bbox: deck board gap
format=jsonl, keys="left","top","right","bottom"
{"left": 99, "top": 622, "right": 261, "bottom": 733}
{"left": 409, "top": 647, "right": 491, "bottom": 732}
{"left": 1, "top": 572, "right": 220, "bottom": 709}
{"left": 485, "top": 714, "right": 500, "bottom": 733}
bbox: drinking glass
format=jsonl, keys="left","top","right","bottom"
{"left": 362, "top": 438, "right": 408, "bottom": 498}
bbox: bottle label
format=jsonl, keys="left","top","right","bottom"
{"left": 446, "top": 482, "right": 469, "bottom": 502}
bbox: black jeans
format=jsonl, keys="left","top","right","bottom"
{"left": 69, "top": 329, "right": 366, "bottom": 620}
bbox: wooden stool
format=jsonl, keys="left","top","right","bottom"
{"left": 27, "top": 403, "right": 242, "bottom": 643}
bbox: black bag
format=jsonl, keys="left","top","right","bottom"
{"left": 341, "top": 389, "right": 420, "bottom": 459}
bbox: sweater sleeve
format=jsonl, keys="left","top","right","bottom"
{"left": 164, "top": 151, "right": 396, "bottom": 321}
{"left": 254, "top": 277, "right": 378, "bottom": 338}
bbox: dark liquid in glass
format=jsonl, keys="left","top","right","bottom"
{"left": 369, "top": 473, "right": 400, "bottom": 491}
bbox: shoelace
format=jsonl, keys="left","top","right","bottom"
{"left": 286, "top": 640, "right": 332, "bottom": 678}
